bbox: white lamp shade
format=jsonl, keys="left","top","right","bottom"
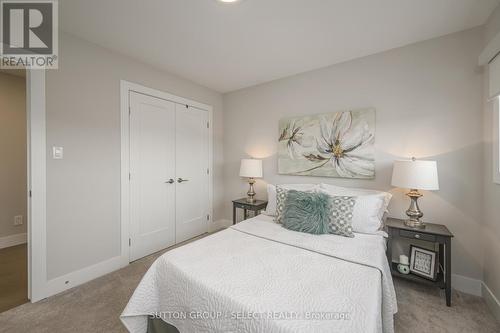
{"left": 239, "top": 159, "right": 263, "bottom": 178}
{"left": 391, "top": 160, "right": 439, "bottom": 190}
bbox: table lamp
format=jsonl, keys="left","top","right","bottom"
{"left": 239, "top": 159, "right": 263, "bottom": 203}
{"left": 391, "top": 158, "right": 439, "bottom": 228}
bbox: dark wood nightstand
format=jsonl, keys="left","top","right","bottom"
{"left": 232, "top": 198, "right": 268, "bottom": 224}
{"left": 385, "top": 217, "right": 454, "bottom": 306}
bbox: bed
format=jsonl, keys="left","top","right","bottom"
{"left": 121, "top": 214, "right": 397, "bottom": 333}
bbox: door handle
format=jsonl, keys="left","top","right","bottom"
{"left": 177, "top": 178, "right": 189, "bottom": 183}
{"left": 165, "top": 179, "right": 175, "bottom": 184}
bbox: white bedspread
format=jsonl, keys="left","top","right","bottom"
{"left": 121, "top": 215, "right": 397, "bottom": 333}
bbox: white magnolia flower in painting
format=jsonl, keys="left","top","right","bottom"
{"left": 313, "top": 111, "right": 375, "bottom": 178}
{"left": 279, "top": 121, "right": 313, "bottom": 159}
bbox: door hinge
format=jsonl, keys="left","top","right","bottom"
{"left": 207, "top": 214, "right": 210, "bottom": 221}
{"left": 129, "top": 238, "right": 131, "bottom": 247}
{"left": 29, "top": 190, "right": 32, "bottom": 198}
{"left": 207, "top": 168, "right": 209, "bottom": 175}
{"left": 207, "top": 121, "right": 209, "bottom": 129}
{"left": 129, "top": 173, "right": 131, "bottom": 181}
{"left": 129, "top": 106, "right": 131, "bottom": 116}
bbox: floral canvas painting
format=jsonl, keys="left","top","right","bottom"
{"left": 278, "top": 109, "right": 375, "bottom": 178}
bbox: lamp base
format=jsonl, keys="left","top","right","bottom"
{"left": 246, "top": 178, "right": 256, "bottom": 203}
{"left": 404, "top": 219, "right": 426, "bottom": 229}
{"left": 405, "top": 189, "right": 425, "bottom": 229}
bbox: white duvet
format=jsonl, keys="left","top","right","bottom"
{"left": 121, "top": 215, "right": 397, "bottom": 333}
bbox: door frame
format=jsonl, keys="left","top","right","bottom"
{"left": 26, "top": 69, "right": 47, "bottom": 302}
{"left": 120, "top": 80, "right": 214, "bottom": 263}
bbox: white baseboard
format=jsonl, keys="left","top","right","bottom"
{"left": 44, "top": 255, "right": 128, "bottom": 298}
{"left": 0, "top": 233, "right": 27, "bottom": 249}
{"left": 482, "top": 282, "right": 500, "bottom": 322}
{"left": 41, "top": 221, "right": 232, "bottom": 301}
{"left": 451, "top": 275, "right": 500, "bottom": 321}
{"left": 452, "top": 274, "right": 482, "bottom": 296}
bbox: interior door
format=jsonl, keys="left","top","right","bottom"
{"left": 175, "top": 104, "right": 209, "bottom": 243}
{"left": 129, "top": 91, "right": 176, "bottom": 261}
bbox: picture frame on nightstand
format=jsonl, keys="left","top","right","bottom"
{"left": 409, "top": 245, "right": 438, "bottom": 281}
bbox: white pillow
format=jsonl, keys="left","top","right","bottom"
{"left": 319, "top": 184, "right": 392, "bottom": 235}
{"left": 320, "top": 183, "right": 392, "bottom": 219}
{"left": 264, "top": 183, "right": 319, "bottom": 216}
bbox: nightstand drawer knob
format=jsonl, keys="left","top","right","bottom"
{"left": 415, "top": 234, "right": 420, "bottom": 239}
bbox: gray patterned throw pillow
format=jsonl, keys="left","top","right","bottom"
{"left": 275, "top": 185, "right": 288, "bottom": 224}
{"left": 327, "top": 196, "right": 356, "bottom": 237}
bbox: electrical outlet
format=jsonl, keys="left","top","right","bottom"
{"left": 14, "top": 215, "right": 23, "bottom": 226}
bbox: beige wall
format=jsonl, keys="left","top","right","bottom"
{"left": 0, "top": 72, "right": 27, "bottom": 240}
{"left": 223, "top": 28, "right": 485, "bottom": 280}
{"left": 46, "top": 32, "right": 224, "bottom": 279}
{"left": 482, "top": 5, "right": 500, "bottom": 303}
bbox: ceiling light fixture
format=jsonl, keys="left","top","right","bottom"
{"left": 217, "top": 0, "right": 241, "bottom": 3}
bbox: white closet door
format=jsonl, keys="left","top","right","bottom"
{"left": 129, "top": 92, "right": 176, "bottom": 262}
{"left": 175, "top": 104, "right": 209, "bottom": 243}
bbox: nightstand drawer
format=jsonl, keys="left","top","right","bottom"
{"left": 399, "top": 230, "right": 436, "bottom": 242}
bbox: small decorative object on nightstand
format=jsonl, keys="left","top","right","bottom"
{"left": 391, "top": 158, "right": 439, "bottom": 229}
{"left": 397, "top": 254, "right": 410, "bottom": 275}
{"left": 239, "top": 159, "right": 263, "bottom": 203}
{"left": 386, "top": 217, "right": 454, "bottom": 306}
{"left": 232, "top": 198, "right": 267, "bottom": 225}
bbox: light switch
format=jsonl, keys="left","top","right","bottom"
{"left": 52, "top": 146, "right": 63, "bottom": 159}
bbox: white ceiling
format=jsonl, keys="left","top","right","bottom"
{"left": 60, "top": 0, "right": 499, "bottom": 93}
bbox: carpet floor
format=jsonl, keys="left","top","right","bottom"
{"left": 0, "top": 235, "right": 498, "bottom": 333}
